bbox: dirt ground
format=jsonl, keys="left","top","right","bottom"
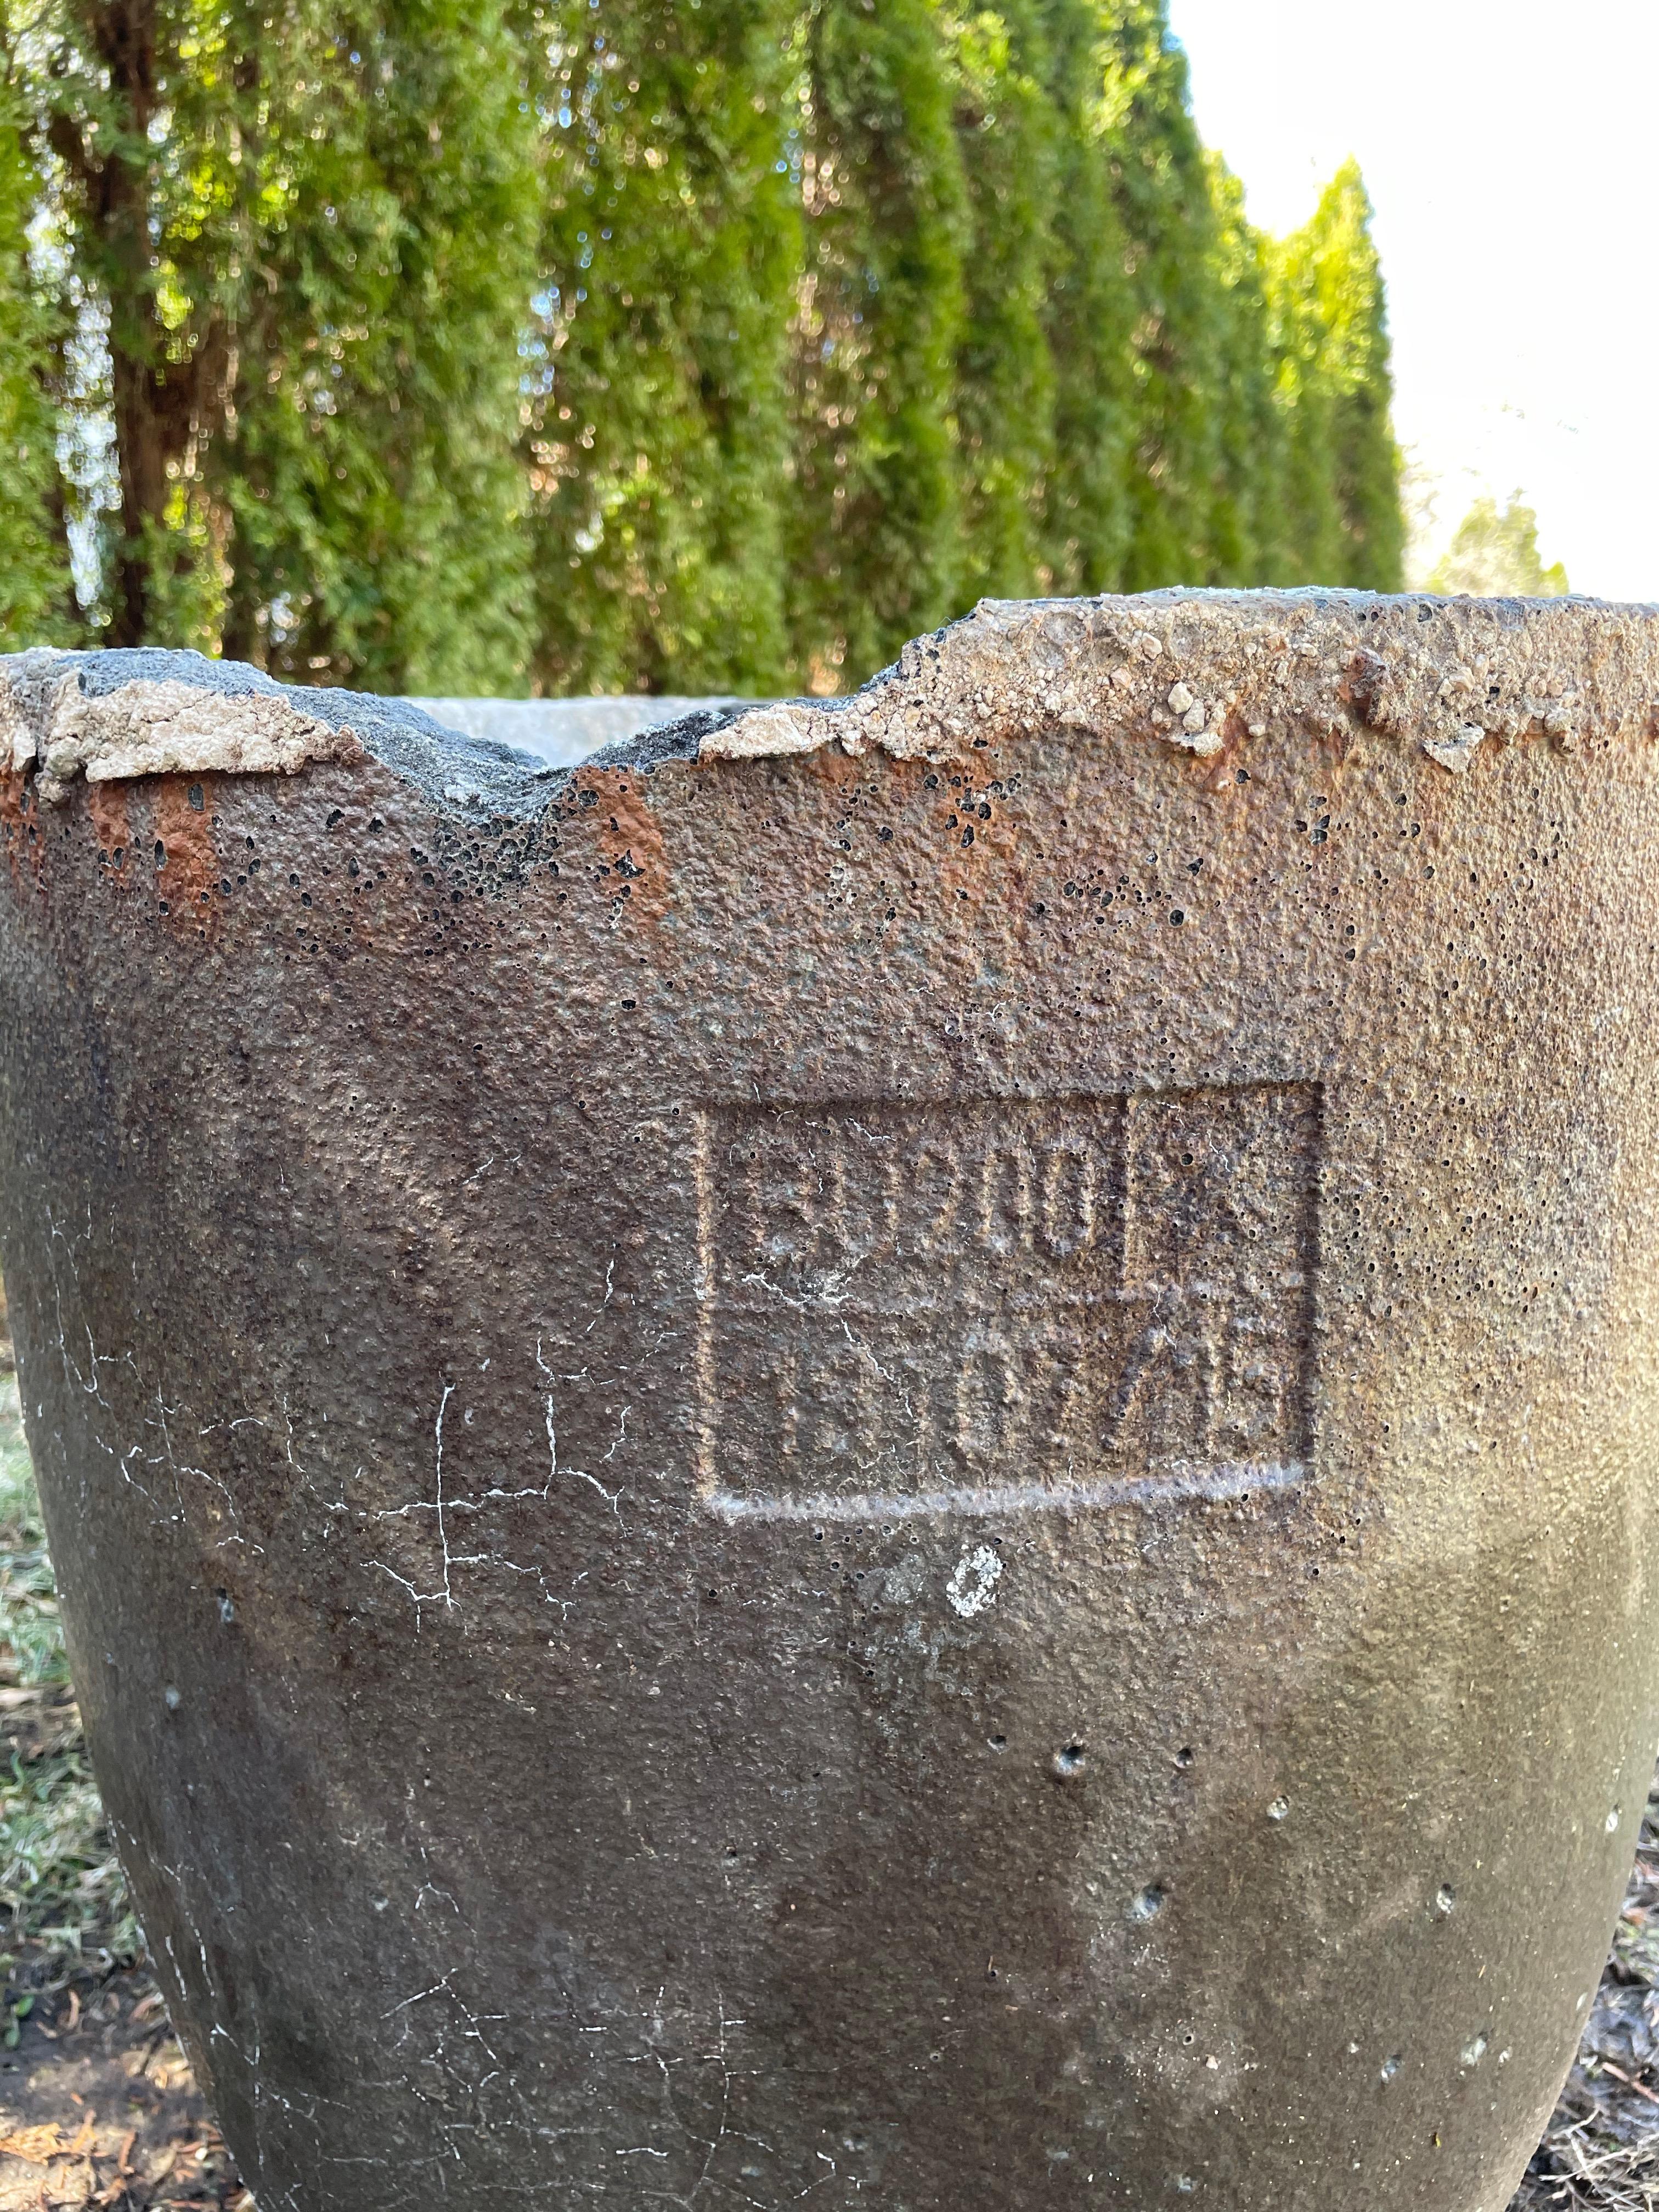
{"left": 0, "top": 1962, "right": 246, "bottom": 2210}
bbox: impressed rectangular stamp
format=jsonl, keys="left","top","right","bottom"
{"left": 695, "top": 1085, "right": 1320, "bottom": 1521}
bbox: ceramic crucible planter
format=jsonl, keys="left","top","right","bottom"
{"left": 0, "top": 594, "right": 1657, "bottom": 2211}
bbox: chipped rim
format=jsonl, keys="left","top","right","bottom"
{"left": 2, "top": 590, "right": 1655, "bottom": 827}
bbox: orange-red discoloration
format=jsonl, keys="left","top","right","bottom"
{"left": 802, "top": 746, "right": 874, "bottom": 798}
{"left": 590, "top": 770, "right": 672, "bottom": 926}
{"left": 801, "top": 731, "right": 1036, "bottom": 922}
{"left": 86, "top": 781, "right": 134, "bottom": 890}
{"left": 0, "top": 773, "right": 45, "bottom": 895}
{"left": 1200, "top": 714, "right": 1251, "bottom": 795}
{"left": 149, "top": 776, "right": 221, "bottom": 929}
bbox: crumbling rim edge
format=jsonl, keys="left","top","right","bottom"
{"left": 3, "top": 587, "right": 1658, "bottom": 827}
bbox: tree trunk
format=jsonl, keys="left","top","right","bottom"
{"left": 86, "top": 1, "right": 159, "bottom": 644}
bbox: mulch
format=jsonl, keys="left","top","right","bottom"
{"left": 0, "top": 1951, "right": 246, "bottom": 2211}
{"left": 1513, "top": 1773, "right": 1659, "bottom": 2208}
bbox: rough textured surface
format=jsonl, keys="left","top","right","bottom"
{"left": 0, "top": 650, "right": 565, "bottom": 822}
{"left": 404, "top": 696, "right": 757, "bottom": 768}
{"left": 693, "top": 588, "right": 1659, "bottom": 772}
{"left": 0, "top": 591, "right": 1657, "bottom": 2212}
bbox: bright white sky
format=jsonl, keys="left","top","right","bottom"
{"left": 1165, "top": 0, "right": 1659, "bottom": 599}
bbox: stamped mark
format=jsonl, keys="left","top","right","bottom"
{"left": 695, "top": 1085, "right": 1320, "bottom": 1522}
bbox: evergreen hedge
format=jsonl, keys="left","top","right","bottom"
{"left": 0, "top": 0, "right": 1402, "bottom": 693}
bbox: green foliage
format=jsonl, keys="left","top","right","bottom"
{"left": 1034, "top": 0, "right": 1136, "bottom": 594}
{"left": 0, "top": 1390, "right": 58, "bottom": 1689}
{"left": 1429, "top": 493, "right": 1568, "bottom": 598}
{"left": 9, "top": 0, "right": 538, "bottom": 686}
{"left": 1205, "top": 155, "right": 1286, "bottom": 583}
{"left": 218, "top": 0, "right": 542, "bottom": 692}
{"left": 1269, "top": 160, "right": 1403, "bottom": 591}
{"left": 787, "top": 0, "right": 970, "bottom": 685}
{"left": 1095, "top": 0, "right": 1229, "bottom": 591}
{"left": 949, "top": 1, "right": 1058, "bottom": 606}
{"left": 1, "top": 1744, "right": 137, "bottom": 1963}
{"left": 0, "top": 1369, "right": 139, "bottom": 1967}
{"left": 0, "top": 0, "right": 1404, "bottom": 688}
{"left": 16, "top": 0, "right": 281, "bottom": 647}
{"left": 523, "top": 0, "right": 802, "bottom": 695}
{"left": 0, "top": 89, "right": 69, "bottom": 644}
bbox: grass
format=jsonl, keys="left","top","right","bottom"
{"left": 0, "top": 1360, "right": 140, "bottom": 1985}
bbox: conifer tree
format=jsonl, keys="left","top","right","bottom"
{"left": 522, "top": 0, "right": 802, "bottom": 696}
{"left": 0, "top": 86, "right": 68, "bottom": 642}
{"left": 786, "top": 0, "right": 969, "bottom": 686}
{"left": 1204, "top": 157, "right": 1285, "bottom": 584}
{"left": 0, "top": 0, "right": 1407, "bottom": 682}
{"left": 947, "top": 0, "right": 1056, "bottom": 603}
{"left": 10, "top": 0, "right": 538, "bottom": 687}
{"left": 1269, "top": 160, "right": 1402, "bottom": 591}
{"left": 1095, "top": 0, "right": 1228, "bottom": 592}
{"left": 14, "top": 0, "right": 257, "bottom": 647}
{"left": 1034, "top": 0, "right": 1136, "bottom": 596}
{"left": 1315, "top": 161, "right": 1403, "bottom": 591}
{"left": 217, "top": 0, "right": 540, "bottom": 692}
